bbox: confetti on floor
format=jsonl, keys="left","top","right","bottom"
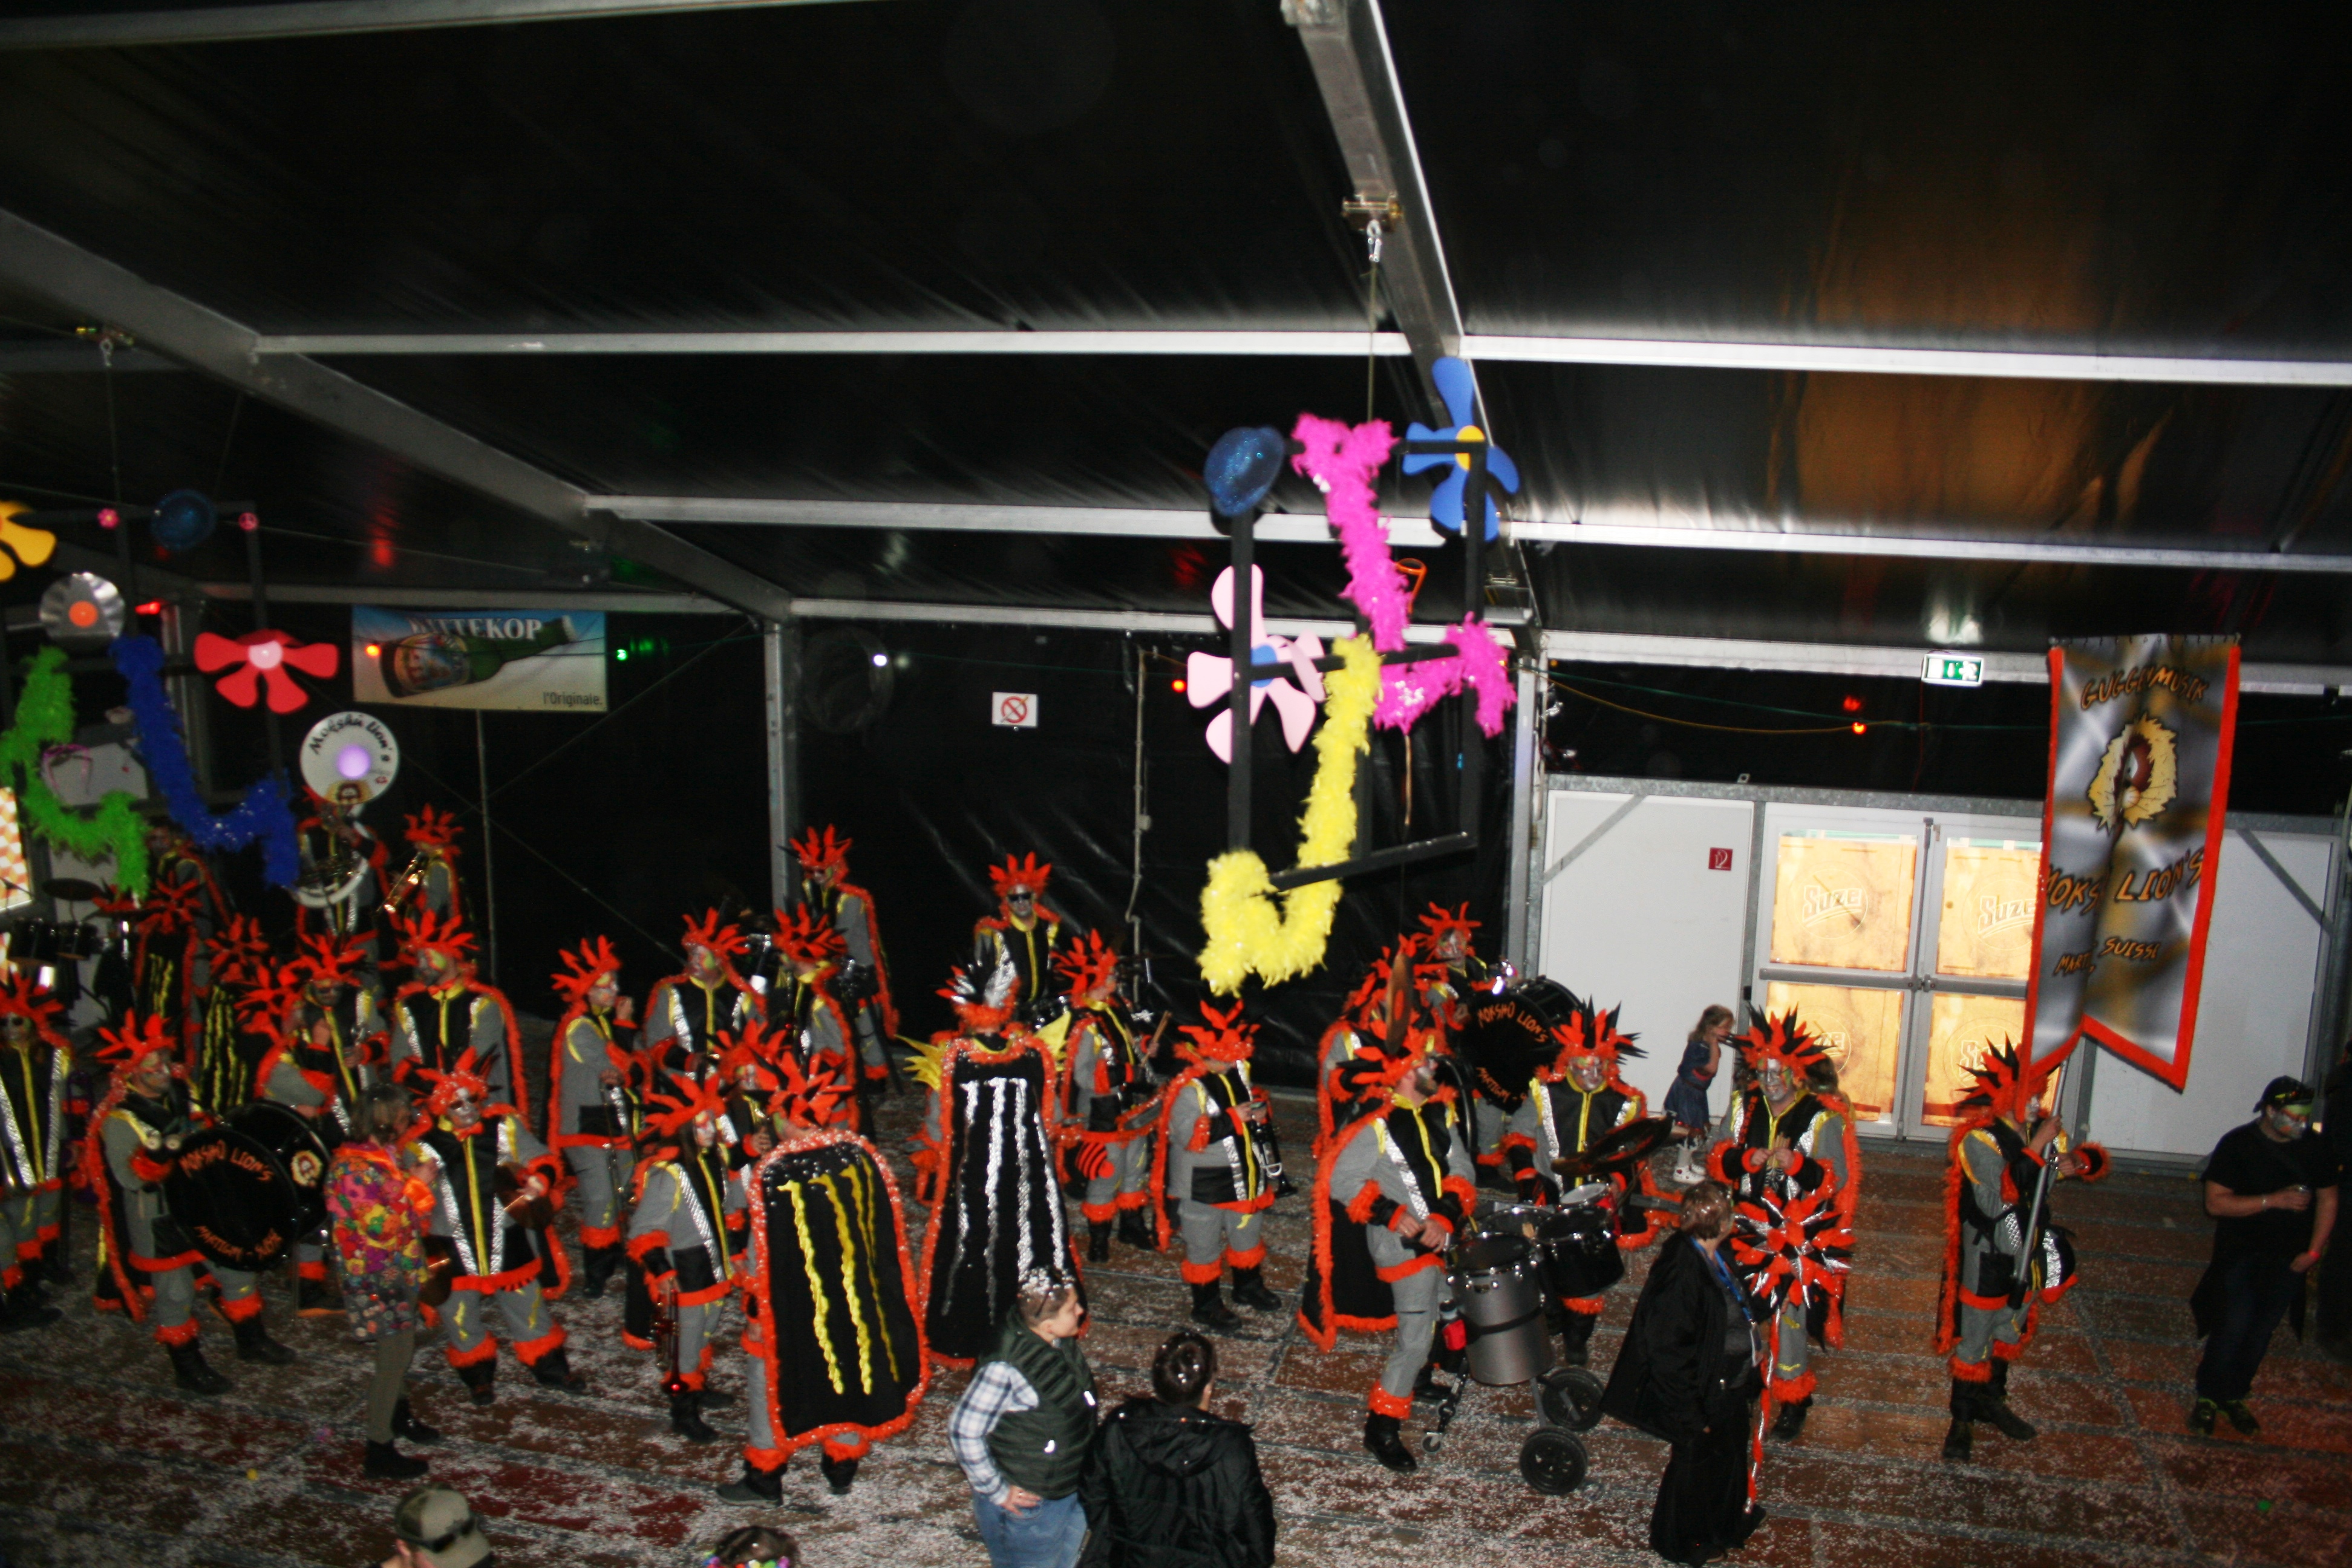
{"left": 3, "top": 1095, "right": 2345, "bottom": 1568}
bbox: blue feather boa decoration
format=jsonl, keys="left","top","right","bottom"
{"left": 109, "top": 635, "right": 301, "bottom": 887}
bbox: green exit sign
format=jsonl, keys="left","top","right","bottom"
{"left": 1922, "top": 653, "right": 1984, "bottom": 688}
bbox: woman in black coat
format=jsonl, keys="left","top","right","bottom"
{"left": 1601, "top": 1180, "right": 1768, "bottom": 1566}
{"left": 1078, "top": 1331, "right": 1274, "bottom": 1568}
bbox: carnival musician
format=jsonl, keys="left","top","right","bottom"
{"left": 1317, "top": 944, "right": 1429, "bottom": 1150}
{"left": 970, "top": 854, "right": 1068, "bottom": 1024}
{"left": 790, "top": 826, "right": 898, "bottom": 1090}
{"left": 0, "top": 975, "right": 70, "bottom": 1331}
{"left": 763, "top": 907, "right": 858, "bottom": 1114}
{"left": 545, "top": 937, "right": 640, "bottom": 1298}
{"left": 259, "top": 932, "right": 389, "bottom": 1315}
{"left": 913, "top": 957, "right": 1082, "bottom": 1365}
{"left": 1059, "top": 931, "right": 1161, "bottom": 1259}
{"left": 719, "top": 1047, "right": 927, "bottom": 1505}
{"left": 627, "top": 1069, "right": 748, "bottom": 1445}
{"left": 1299, "top": 1014, "right": 1475, "bottom": 1475}
{"left": 408, "top": 1051, "right": 584, "bottom": 1403}
{"left": 386, "top": 913, "right": 528, "bottom": 1128}
{"left": 85, "top": 1013, "right": 298, "bottom": 1391}
{"left": 126, "top": 871, "right": 207, "bottom": 1064}
{"left": 1707, "top": 1012, "right": 1860, "bottom": 1442}
{"left": 1151, "top": 1001, "right": 1282, "bottom": 1332}
{"left": 1502, "top": 1004, "right": 1660, "bottom": 1365}
{"left": 294, "top": 790, "right": 387, "bottom": 962}
{"left": 1415, "top": 904, "right": 1509, "bottom": 1178}
{"left": 191, "top": 915, "right": 272, "bottom": 1116}
{"left": 1935, "top": 1042, "right": 2106, "bottom": 1462}
{"left": 644, "top": 909, "right": 762, "bottom": 1080}
{"left": 387, "top": 805, "right": 465, "bottom": 925}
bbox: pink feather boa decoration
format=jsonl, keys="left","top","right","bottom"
{"left": 1290, "top": 411, "right": 1515, "bottom": 738}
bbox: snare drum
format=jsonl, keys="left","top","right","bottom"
{"left": 1450, "top": 1233, "right": 1556, "bottom": 1387}
{"left": 1534, "top": 1202, "right": 1624, "bottom": 1301}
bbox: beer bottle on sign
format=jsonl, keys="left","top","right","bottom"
{"left": 380, "top": 617, "right": 577, "bottom": 698}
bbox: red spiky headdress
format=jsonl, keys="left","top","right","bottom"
{"left": 790, "top": 825, "right": 852, "bottom": 875}
{"left": 643, "top": 1068, "right": 732, "bottom": 1142}
{"left": 1549, "top": 1001, "right": 1644, "bottom": 1071}
{"left": 203, "top": 914, "right": 274, "bottom": 986}
{"left": 941, "top": 955, "right": 1020, "bottom": 1033}
{"left": 1178, "top": 1000, "right": 1256, "bottom": 1063}
{"left": 550, "top": 936, "right": 623, "bottom": 1006}
{"left": 771, "top": 905, "right": 846, "bottom": 967}
{"left": 716, "top": 1021, "right": 785, "bottom": 1085}
{"left": 682, "top": 908, "right": 747, "bottom": 958}
{"left": 238, "top": 972, "right": 304, "bottom": 1040}
{"left": 1417, "top": 902, "right": 1481, "bottom": 949}
{"left": 1955, "top": 1040, "right": 2052, "bottom": 1125}
{"left": 987, "top": 854, "right": 1052, "bottom": 898}
{"left": 416, "top": 1047, "right": 495, "bottom": 1119}
{"left": 394, "top": 910, "right": 477, "bottom": 967}
{"left": 93, "top": 1012, "right": 178, "bottom": 1082}
{"left": 403, "top": 804, "right": 462, "bottom": 854}
{"left": 1738, "top": 1011, "right": 1830, "bottom": 1077}
{"left": 284, "top": 930, "right": 368, "bottom": 988}
{"left": 0, "top": 972, "right": 65, "bottom": 1040}
{"left": 135, "top": 875, "right": 206, "bottom": 935}
{"left": 762, "top": 1044, "right": 851, "bottom": 1129}
{"left": 1055, "top": 930, "right": 1120, "bottom": 999}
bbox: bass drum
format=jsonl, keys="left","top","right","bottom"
{"left": 1534, "top": 1202, "right": 1624, "bottom": 1301}
{"left": 1452, "top": 978, "right": 1580, "bottom": 1109}
{"left": 163, "top": 1101, "right": 330, "bottom": 1272}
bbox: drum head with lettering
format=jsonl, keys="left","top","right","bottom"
{"left": 163, "top": 1103, "right": 328, "bottom": 1272}
{"left": 299, "top": 710, "right": 400, "bottom": 806}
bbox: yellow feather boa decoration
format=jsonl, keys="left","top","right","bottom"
{"left": 1197, "top": 636, "right": 1380, "bottom": 993}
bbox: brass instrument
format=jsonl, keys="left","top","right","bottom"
{"left": 381, "top": 849, "right": 433, "bottom": 920}
{"left": 291, "top": 842, "right": 367, "bottom": 910}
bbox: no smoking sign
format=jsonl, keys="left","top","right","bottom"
{"left": 992, "top": 691, "right": 1039, "bottom": 730}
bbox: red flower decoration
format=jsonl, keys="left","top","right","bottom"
{"left": 194, "top": 630, "right": 339, "bottom": 713}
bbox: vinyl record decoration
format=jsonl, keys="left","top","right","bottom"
{"left": 39, "top": 572, "right": 126, "bottom": 650}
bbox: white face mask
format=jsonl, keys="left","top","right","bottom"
{"left": 1762, "top": 1063, "right": 1794, "bottom": 1102}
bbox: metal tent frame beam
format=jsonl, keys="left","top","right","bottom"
{"left": 0, "top": 206, "right": 795, "bottom": 622}
{"left": 256, "top": 327, "right": 2352, "bottom": 388}
{"left": 0, "top": 0, "right": 852, "bottom": 50}
{"left": 1513, "top": 517, "right": 2352, "bottom": 574}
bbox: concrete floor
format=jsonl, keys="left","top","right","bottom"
{"left": 4, "top": 1093, "right": 2345, "bottom": 1568}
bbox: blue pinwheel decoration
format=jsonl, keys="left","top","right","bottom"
{"left": 1404, "top": 356, "right": 1518, "bottom": 541}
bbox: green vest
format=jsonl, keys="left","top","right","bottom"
{"left": 982, "top": 1316, "right": 1099, "bottom": 1499}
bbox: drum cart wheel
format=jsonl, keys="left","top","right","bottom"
{"left": 1519, "top": 1426, "right": 1589, "bottom": 1494}
{"left": 1537, "top": 1366, "right": 1606, "bottom": 1432}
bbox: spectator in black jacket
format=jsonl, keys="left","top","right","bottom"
{"left": 1078, "top": 1331, "right": 1274, "bottom": 1568}
{"left": 1601, "top": 1180, "right": 1766, "bottom": 1567}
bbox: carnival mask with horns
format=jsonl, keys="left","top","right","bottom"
{"left": 550, "top": 935, "right": 624, "bottom": 1007}
{"left": 1178, "top": 1000, "right": 1256, "bottom": 1063}
{"left": 1055, "top": 930, "right": 1120, "bottom": 1001}
{"left": 771, "top": 905, "right": 846, "bottom": 969}
{"left": 987, "top": 854, "right": 1052, "bottom": 900}
{"left": 789, "top": 825, "right": 852, "bottom": 877}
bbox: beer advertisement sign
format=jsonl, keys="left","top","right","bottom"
{"left": 351, "top": 607, "right": 607, "bottom": 712}
{"left": 2024, "top": 635, "right": 2239, "bottom": 1089}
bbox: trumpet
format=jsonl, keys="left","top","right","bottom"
{"left": 381, "top": 850, "right": 433, "bottom": 919}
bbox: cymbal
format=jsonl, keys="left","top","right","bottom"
{"left": 1552, "top": 1115, "right": 1676, "bottom": 1177}
{"left": 41, "top": 878, "right": 103, "bottom": 903}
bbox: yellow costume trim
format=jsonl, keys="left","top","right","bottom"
{"left": 1197, "top": 636, "right": 1380, "bottom": 993}
{"left": 822, "top": 1169, "right": 876, "bottom": 1395}
{"left": 899, "top": 1035, "right": 951, "bottom": 1091}
{"left": 786, "top": 1179, "right": 846, "bottom": 1396}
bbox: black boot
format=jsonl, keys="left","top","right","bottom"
{"left": 1363, "top": 1411, "right": 1417, "bottom": 1474}
{"left": 1942, "top": 1377, "right": 1978, "bottom": 1462}
{"left": 167, "top": 1339, "right": 232, "bottom": 1395}
{"left": 1768, "top": 1396, "right": 1811, "bottom": 1442}
{"left": 1189, "top": 1279, "right": 1240, "bottom": 1332}
{"left": 1230, "top": 1266, "right": 1282, "bottom": 1313}
{"left": 0, "top": 1282, "right": 60, "bottom": 1333}
{"left": 716, "top": 1461, "right": 785, "bottom": 1506}
{"left": 697, "top": 1382, "right": 736, "bottom": 1408}
{"left": 1086, "top": 1221, "right": 1112, "bottom": 1264}
{"left": 38, "top": 1243, "right": 70, "bottom": 1287}
{"left": 457, "top": 1359, "right": 497, "bottom": 1407}
{"left": 296, "top": 1276, "right": 341, "bottom": 1317}
{"left": 1116, "top": 1208, "right": 1154, "bottom": 1250}
{"left": 622, "top": 1261, "right": 655, "bottom": 1346}
{"left": 363, "top": 1439, "right": 429, "bottom": 1480}
{"left": 1558, "top": 1308, "right": 1596, "bottom": 1368}
{"left": 1411, "top": 1364, "right": 1453, "bottom": 1402}
{"left": 528, "top": 1345, "right": 588, "bottom": 1393}
{"left": 668, "top": 1385, "right": 717, "bottom": 1443}
{"left": 393, "top": 1397, "right": 441, "bottom": 1444}
{"left": 581, "top": 1246, "right": 619, "bottom": 1299}
{"left": 232, "top": 1312, "right": 298, "bottom": 1365}
{"left": 1979, "top": 1361, "right": 2037, "bottom": 1442}
{"left": 818, "top": 1452, "right": 859, "bottom": 1495}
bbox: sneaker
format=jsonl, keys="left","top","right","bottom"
{"left": 2218, "top": 1400, "right": 2261, "bottom": 1436}
{"left": 2186, "top": 1398, "right": 2218, "bottom": 1437}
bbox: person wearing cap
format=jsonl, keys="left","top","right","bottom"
{"left": 947, "top": 1268, "right": 1099, "bottom": 1568}
{"left": 383, "top": 1486, "right": 490, "bottom": 1568}
{"left": 2187, "top": 1074, "right": 2341, "bottom": 1436}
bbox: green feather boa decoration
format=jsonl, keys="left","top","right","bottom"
{"left": 0, "top": 647, "right": 149, "bottom": 896}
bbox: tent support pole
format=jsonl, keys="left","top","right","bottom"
{"left": 764, "top": 618, "right": 799, "bottom": 909}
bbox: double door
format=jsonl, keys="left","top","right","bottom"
{"left": 1749, "top": 804, "right": 2042, "bottom": 1140}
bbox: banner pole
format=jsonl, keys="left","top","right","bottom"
{"left": 2011, "top": 1053, "right": 2069, "bottom": 1308}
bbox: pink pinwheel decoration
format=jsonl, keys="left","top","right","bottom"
{"left": 1185, "top": 565, "right": 1327, "bottom": 762}
{"left": 194, "top": 629, "right": 339, "bottom": 713}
